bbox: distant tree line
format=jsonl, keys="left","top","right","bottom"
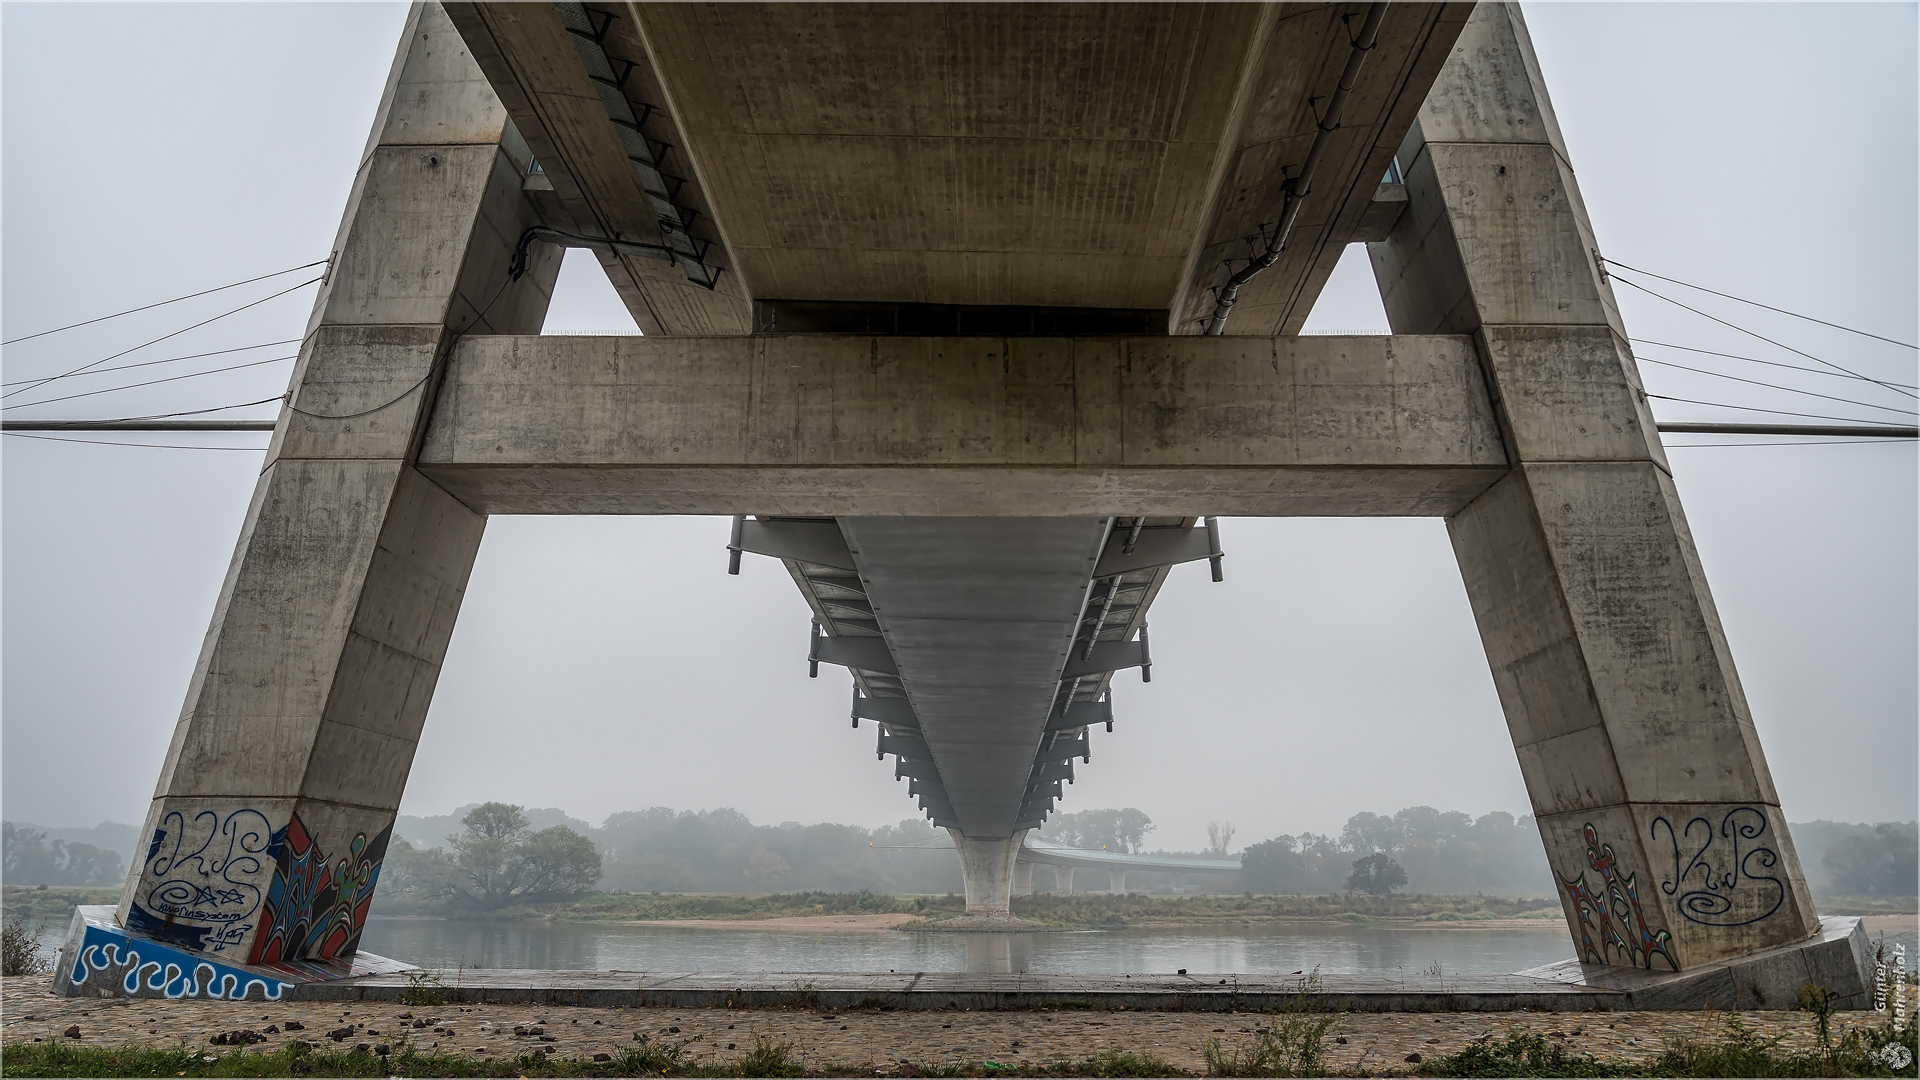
{"left": 1239, "top": 807, "right": 1559, "bottom": 896}
{"left": 1819, "top": 821, "right": 1919, "bottom": 896}
{"left": 1036, "top": 809, "right": 1156, "bottom": 853}
{"left": 382, "top": 804, "right": 963, "bottom": 908}
{"left": 4, "top": 806, "right": 1912, "bottom": 905}
{"left": 1, "top": 823, "right": 124, "bottom": 887}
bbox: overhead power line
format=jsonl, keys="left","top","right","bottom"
{"left": 0, "top": 259, "right": 327, "bottom": 346}
{"left": 116, "top": 396, "right": 287, "bottom": 422}
{"left": 2, "top": 419, "right": 278, "bottom": 431}
{"left": 0, "top": 339, "right": 301, "bottom": 389}
{"left": 1635, "top": 356, "right": 1918, "bottom": 417}
{"left": 1604, "top": 259, "right": 1918, "bottom": 350}
{"left": 1664, "top": 438, "right": 1911, "bottom": 448}
{"left": 1632, "top": 338, "right": 1920, "bottom": 389}
{"left": 1654, "top": 422, "right": 1917, "bottom": 438}
{"left": 1645, "top": 393, "right": 1908, "bottom": 426}
{"left": 2, "top": 355, "right": 295, "bottom": 412}
{"left": 1612, "top": 276, "right": 1917, "bottom": 401}
{"left": 0, "top": 276, "right": 321, "bottom": 402}
{"left": 1, "top": 431, "right": 267, "bottom": 451}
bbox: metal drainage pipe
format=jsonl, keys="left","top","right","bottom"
{"left": 1206, "top": 2, "right": 1390, "bottom": 336}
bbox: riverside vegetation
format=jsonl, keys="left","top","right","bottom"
{"left": 3, "top": 1005, "right": 1914, "bottom": 1078}
{"left": 7, "top": 805, "right": 1911, "bottom": 907}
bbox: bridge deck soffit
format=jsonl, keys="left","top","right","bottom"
{"left": 443, "top": 2, "right": 1468, "bottom": 335}
{"left": 410, "top": 333, "right": 1508, "bottom": 516}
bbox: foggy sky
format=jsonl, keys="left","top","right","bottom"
{"left": 3, "top": 4, "right": 1914, "bottom": 854}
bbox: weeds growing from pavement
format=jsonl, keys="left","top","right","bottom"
{"left": 1, "top": 920, "right": 51, "bottom": 976}
{"left": 1203, "top": 969, "right": 1335, "bottom": 1077}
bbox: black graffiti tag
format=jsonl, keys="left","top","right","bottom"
{"left": 1651, "top": 806, "right": 1785, "bottom": 927}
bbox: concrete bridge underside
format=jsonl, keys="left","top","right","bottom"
{"left": 72, "top": 0, "right": 1870, "bottom": 1007}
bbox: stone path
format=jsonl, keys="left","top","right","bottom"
{"left": 6, "top": 976, "right": 1909, "bottom": 1074}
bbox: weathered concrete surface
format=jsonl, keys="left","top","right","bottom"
{"left": 1369, "top": 3, "right": 1821, "bottom": 972}
{"left": 1521, "top": 917, "right": 1880, "bottom": 1011}
{"left": 445, "top": 3, "right": 1469, "bottom": 335}
{"left": 415, "top": 333, "right": 1507, "bottom": 516}
{"left": 116, "top": 3, "right": 558, "bottom": 969}
{"left": 949, "top": 832, "right": 1031, "bottom": 918}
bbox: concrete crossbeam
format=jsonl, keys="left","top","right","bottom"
{"left": 414, "top": 333, "right": 1507, "bottom": 516}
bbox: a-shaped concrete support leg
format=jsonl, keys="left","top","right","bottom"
{"left": 1108, "top": 870, "right": 1128, "bottom": 896}
{"left": 71, "top": 4, "right": 560, "bottom": 997}
{"left": 949, "top": 831, "right": 1029, "bottom": 917}
{"left": 1372, "top": 3, "right": 1859, "bottom": 1003}
{"left": 1011, "top": 860, "right": 1034, "bottom": 898}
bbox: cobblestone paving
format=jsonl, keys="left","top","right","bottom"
{"left": 3, "top": 977, "right": 1907, "bottom": 1075}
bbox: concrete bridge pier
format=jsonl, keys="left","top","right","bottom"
{"left": 1011, "top": 860, "right": 1034, "bottom": 899}
{"left": 77, "top": 4, "right": 559, "bottom": 985}
{"left": 950, "top": 830, "right": 1030, "bottom": 918}
{"left": 1370, "top": 2, "right": 1835, "bottom": 983}
{"left": 1107, "top": 870, "right": 1128, "bottom": 896}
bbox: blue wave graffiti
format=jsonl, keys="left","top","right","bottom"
{"left": 67, "top": 925, "right": 291, "bottom": 1002}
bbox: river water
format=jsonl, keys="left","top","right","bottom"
{"left": 358, "top": 919, "right": 1580, "bottom": 976}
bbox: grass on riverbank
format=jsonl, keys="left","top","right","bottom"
{"left": 371, "top": 891, "right": 1565, "bottom": 927}
{"left": 9, "top": 886, "right": 1912, "bottom": 931}
{"left": 5, "top": 1013, "right": 1917, "bottom": 1078}
{"left": 0, "top": 1038, "right": 1183, "bottom": 1078}
{"left": 1418, "top": 1012, "right": 1920, "bottom": 1079}
{"left": 0, "top": 886, "right": 117, "bottom": 929}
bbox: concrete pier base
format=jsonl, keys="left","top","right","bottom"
{"left": 949, "top": 830, "right": 1028, "bottom": 917}
{"left": 1520, "top": 917, "right": 1881, "bottom": 1011}
{"left": 51, "top": 907, "right": 409, "bottom": 1001}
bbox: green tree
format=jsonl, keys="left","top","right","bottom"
{"left": 443, "top": 803, "right": 603, "bottom": 909}
{"left": 1345, "top": 852, "right": 1408, "bottom": 895}
{"left": 1239, "top": 836, "right": 1310, "bottom": 894}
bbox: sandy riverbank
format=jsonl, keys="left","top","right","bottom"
{"left": 623, "top": 912, "right": 922, "bottom": 931}
{"left": 6, "top": 976, "right": 1911, "bottom": 1075}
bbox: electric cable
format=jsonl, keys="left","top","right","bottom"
{"left": 1632, "top": 338, "right": 1919, "bottom": 389}
{"left": 1645, "top": 393, "right": 1903, "bottom": 425}
{"left": 1663, "top": 438, "right": 1911, "bottom": 448}
{"left": 1, "top": 276, "right": 322, "bottom": 401}
{"left": 1603, "top": 259, "right": 1918, "bottom": 350}
{"left": 116, "top": 397, "right": 287, "bottom": 422}
{"left": 0, "top": 259, "right": 327, "bottom": 346}
{"left": 1635, "top": 356, "right": 1918, "bottom": 417}
{"left": 3, "top": 355, "right": 296, "bottom": 412}
{"left": 285, "top": 273, "right": 515, "bottom": 421}
{"left": 0, "top": 339, "right": 301, "bottom": 388}
{"left": 1612, "top": 276, "right": 1916, "bottom": 400}
{"left": 1, "top": 430, "right": 267, "bottom": 451}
